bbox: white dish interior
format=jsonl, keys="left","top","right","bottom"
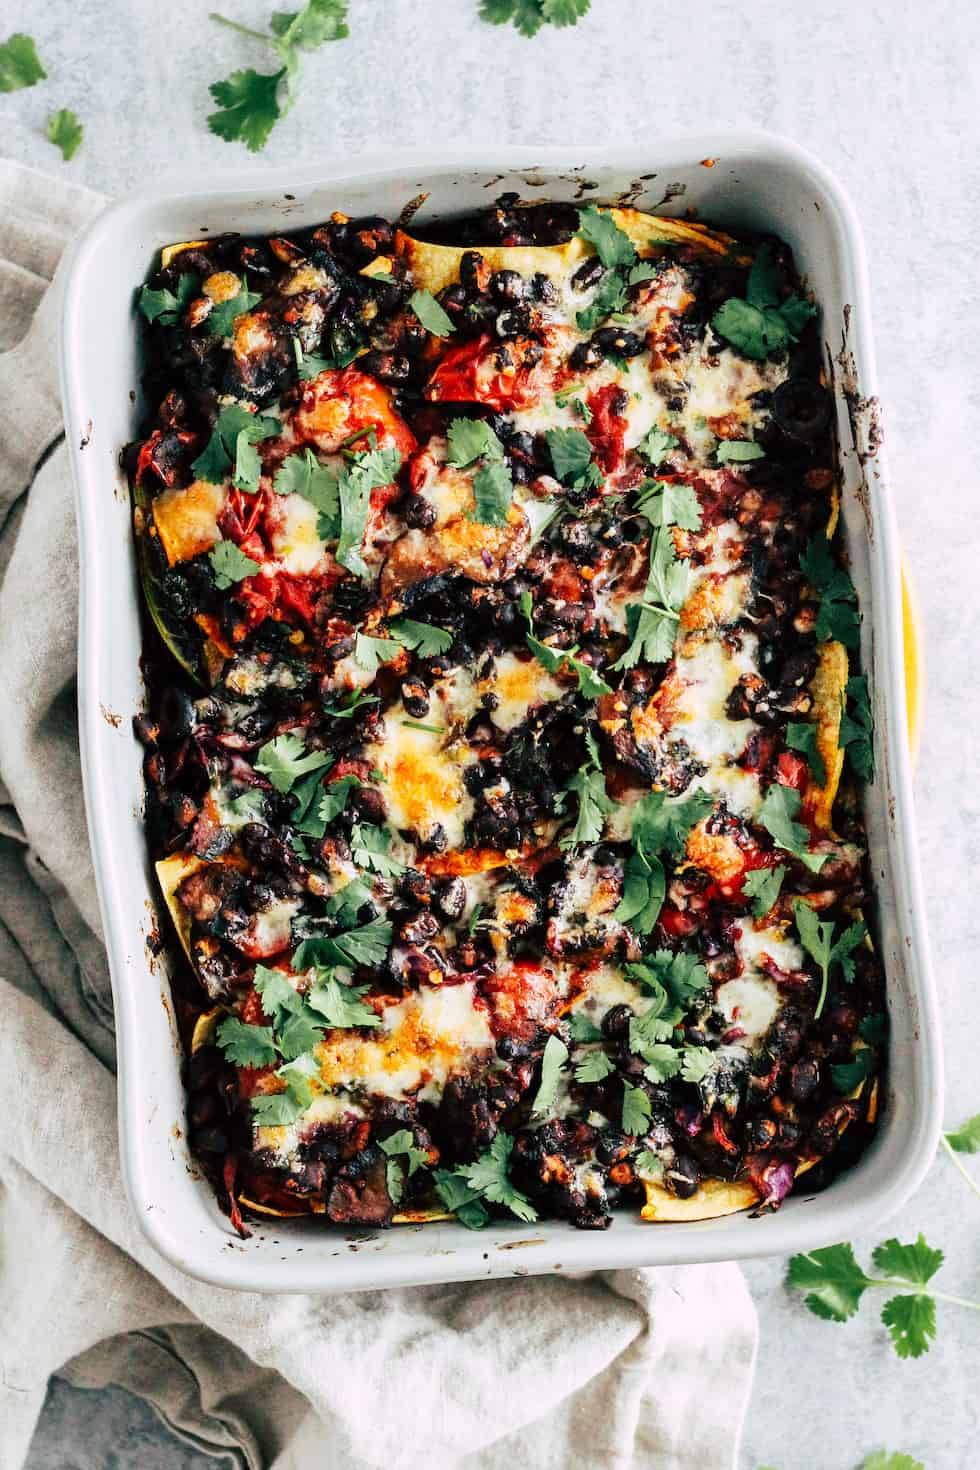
{"left": 61, "top": 133, "right": 941, "bottom": 1292}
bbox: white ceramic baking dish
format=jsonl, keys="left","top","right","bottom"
{"left": 61, "top": 131, "right": 942, "bottom": 1293}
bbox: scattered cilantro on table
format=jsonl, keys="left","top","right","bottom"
{"left": 0, "top": 33, "right": 46, "bottom": 91}
{"left": 478, "top": 0, "right": 590, "bottom": 38}
{"left": 207, "top": 2, "right": 350, "bottom": 152}
{"left": 45, "top": 107, "right": 83, "bottom": 161}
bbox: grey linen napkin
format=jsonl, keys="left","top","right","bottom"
{"left": 0, "top": 158, "right": 759, "bottom": 1470}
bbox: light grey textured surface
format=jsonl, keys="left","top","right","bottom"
{"left": 7, "top": 0, "right": 979, "bottom": 1466}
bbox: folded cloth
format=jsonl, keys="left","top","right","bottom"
{"left": 0, "top": 159, "right": 758, "bottom": 1470}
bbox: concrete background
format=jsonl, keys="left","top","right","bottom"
{"left": 6, "top": 0, "right": 978, "bottom": 1465}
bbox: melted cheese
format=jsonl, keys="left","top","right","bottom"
{"left": 366, "top": 704, "right": 475, "bottom": 847}
{"left": 672, "top": 635, "right": 758, "bottom": 766}
{"left": 313, "top": 981, "right": 495, "bottom": 1102}
{"left": 478, "top": 650, "right": 565, "bottom": 732}
{"left": 266, "top": 492, "right": 328, "bottom": 576}
{"left": 715, "top": 918, "right": 804, "bottom": 1042}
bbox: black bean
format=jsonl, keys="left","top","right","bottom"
{"left": 158, "top": 686, "right": 196, "bottom": 740}
{"left": 569, "top": 338, "right": 602, "bottom": 372}
{"left": 602, "top": 1004, "right": 632, "bottom": 1042}
{"left": 591, "top": 326, "right": 645, "bottom": 358}
{"left": 459, "top": 251, "right": 487, "bottom": 291}
{"left": 358, "top": 349, "right": 411, "bottom": 384}
{"left": 489, "top": 269, "right": 530, "bottom": 304}
{"left": 572, "top": 257, "right": 605, "bottom": 292}
{"left": 531, "top": 273, "right": 559, "bottom": 305}
{"left": 665, "top": 1154, "right": 700, "bottom": 1199}
{"left": 433, "top": 877, "right": 467, "bottom": 921}
{"left": 402, "top": 493, "right": 436, "bottom": 530}
{"left": 398, "top": 911, "right": 440, "bottom": 944}
{"left": 401, "top": 680, "right": 430, "bottom": 719}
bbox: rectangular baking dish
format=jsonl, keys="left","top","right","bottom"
{"left": 60, "top": 132, "right": 942, "bottom": 1293}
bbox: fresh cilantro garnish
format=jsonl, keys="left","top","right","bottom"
{"left": 712, "top": 245, "right": 817, "bottom": 360}
{"left": 573, "top": 1049, "right": 615, "bottom": 1083}
{"left": 324, "top": 876, "right": 375, "bottom": 927}
{"left": 840, "top": 674, "right": 875, "bottom": 781}
{"left": 206, "top": 278, "right": 264, "bottom": 339}
{"left": 530, "top": 1033, "right": 569, "bottom": 1117}
{"left": 799, "top": 534, "right": 860, "bottom": 648}
{"left": 575, "top": 268, "right": 631, "bottom": 332}
{"left": 634, "top": 1149, "right": 663, "bottom": 1181}
{"left": 208, "top": 539, "right": 261, "bottom": 589}
{"left": 858, "top": 1011, "right": 888, "bottom": 1046}
{"left": 335, "top": 446, "right": 402, "bottom": 578}
{"left": 305, "top": 971, "right": 381, "bottom": 1028}
{"left": 787, "top": 1233, "right": 971, "bottom": 1360}
{"left": 612, "top": 501, "right": 693, "bottom": 671}
{"left": 633, "top": 478, "right": 702, "bottom": 531}
{"left": 216, "top": 1015, "right": 278, "bottom": 1068}
{"left": 400, "top": 720, "right": 446, "bottom": 734}
{"left": 460, "top": 1131, "right": 538, "bottom": 1222}
{"left": 225, "top": 789, "right": 268, "bottom": 824}
{"left": 379, "top": 1128, "right": 429, "bottom": 1203}
{"left": 287, "top": 766, "right": 330, "bottom": 838}
{"left": 208, "top": 2, "right": 349, "bottom": 152}
{"left": 636, "top": 426, "right": 679, "bottom": 467}
{"left": 576, "top": 205, "right": 637, "bottom": 269}
{"left": 408, "top": 289, "right": 456, "bottom": 338}
{"left": 568, "top": 1012, "right": 603, "bottom": 1043}
{"left": 138, "top": 272, "right": 197, "bottom": 328}
{"left": 554, "top": 381, "right": 590, "bottom": 408}
{"left": 294, "top": 916, "right": 392, "bottom": 972}
{"left": 621, "top": 1082, "right": 652, "bottom": 1137}
{"left": 628, "top": 949, "right": 710, "bottom": 1011}
{"left": 446, "top": 417, "right": 505, "bottom": 467}
{"left": 470, "top": 460, "right": 514, "bottom": 525}
{"left": 350, "top": 823, "right": 405, "bottom": 879}
{"left": 546, "top": 427, "right": 594, "bottom": 484}
{"left": 613, "top": 847, "right": 665, "bottom": 935}
{"left": 944, "top": 1112, "right": 980, "bottom": 1154}
{"left": 432, "top": 1168, "right": 490, "bottom": 1230}
{"left": 518, "top": 590, "right": 611, "bottom": 698}
{"left": 786, "top": 720, "right": 827, "bottom": 786}
{"left": 613, "top": 790, "right": 711, "bottom": 936}
{"left": 253, "top": 964, "right": 303, "bottom": 1025}
{"left": 353, "top": 631, "right": 402, "bottom": 674}
{"left": 742, "top": 864, "right": 786, "bottom": 919}
{"left": 0, "top": 33, "right": 45, "bottom": 91}
{"left": 322, "top": 689, "right": 378, "bottom": 719}
{"left": 251, "top": 1055, "right": 318, "bottom": 1124}
{"left": 388, "top": 617, "right": 453, "bottom": 658}
{"left": 715, "top": 439, "right": 765, "bottom": 465}
{"left": 680, "top": 1046, "right": 716, "bottom": 1085}
{"left": 317, "top": 773, "right": 362, "bottom": 826}
{"left": 45, "top": 108, "right": 83, "bottom": 161}
{"left": 478, "top": 0, "right": 590, "bottom": 38}
{"left": 274, "top": 447, "right": 340, "bottom": 529}
{"left": 830, "top": 1047, "right": 875, "bottom": 1093}
{"left": 559, "top": 731, "right": 614, "bottom": 849}
{"left": 639, "top": 1043, "right": 682, "bottom": 1083}
{"left": 862, "top": 1455, "right": 925, "bottom": 1470}
{"left": 255, "top": 733, "right": 331, "bottom": 793}
{"left": 792, "top": 900, "right": 868, "bottom": 1019}
{"left": 757, "top": 784, "right": 826, "bottom": 872}
{"left": 192, "top": 404, "right": 281, "bottom": 488}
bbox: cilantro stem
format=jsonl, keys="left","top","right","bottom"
{"left": 941, "top": 1134, "right": 980, "bottom": 1203}
{"left": 813, "top": 962, "right": 830, "bottom": 1021}
{"left": 640, "top": 601, "right": 681, "bottom": 621}
{"left": 209, "top": 12, "right": 271, "bottom": 44}
{"left": 868, "top": 1279, "right": 980, "bottom": 1311}
{"left": 400, "top": 720, "right": 446, "bottom": 734}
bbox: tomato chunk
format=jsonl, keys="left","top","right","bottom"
{"left": 293, "top": 367, "right": 416, "bottom": 459}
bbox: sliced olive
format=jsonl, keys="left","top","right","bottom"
{"left": 771, "top": 378, "right": 832, "bottom": 440}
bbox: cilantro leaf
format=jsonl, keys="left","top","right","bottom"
{"left": 634, "top": 478, "right": 702, "bottom": 531}
{"left": 274, "top": 447, "right": 340, "bottom": 527}
{"left": 138, "top": 273, "right": 197, "bottom": 327}
{"left": 433, "top": 1168, "right": 490, "bottom": 1229}
{"left": 621, "top": 1082, "right": 652, "bottom": 1136}
{"left": 388, "top": 617, "right": 453, "bottom": 658}
{"left": 255, "top": 733, "right": 332, "bottom": 793}
{"left": 680, "top": 1046, "right": 716, "bottom": 1084}
{"left": 640, "top": 1043, "right": 682, "bottom": 1083}
{"left": 880, "top": 1294, "right": 937, "bottom": 1360}
{"left": 192, "top": 404, "right": 281, "bottom": 486}
{"left": 350, "top": 823, "right": 405, "bottom": 879}
{"left": 628, "top": 950, "right": 709, "bottom": 1010}
{"left": 446, "top": 417, "right": 505, "bottom": 468}
{"left": 0, "top": 33, "right": 46, "bottom": 91}
{"left": 745, "top": 244, "right": 782, "bottom": 309}
{"left": 305, "top": 973, "right": 381, "bottom": 1028}
{"left": 800, "top": 536, "right": 861, "bottom": 648}
{"left": 470, "top": 459, "right": 514, "bottom": 525}
{"left": 785, "top": 721, "right": 827, "bottom": 786}
{"left": 207, "top": 278, "right": 264, "bottom": 338}
{"left": 270, "top": 0, "right": 350, "bottom": 48}
{"left": 636, "top": 427, "right": 679, "bottom": 467}
{"left": 786, "top": 1243, "right": 872, "bottom": 1321}
{"left": 559, "top": 739, "right": 614, "bottom": 849}
{"left": 310, "top": 916, "right": 393, "bottom": 970}
{"left": 576, "top": 206, "right": 637, "bottom": 269}
{"left": 575, "top": 269, "right": 629, "bottom": 332}
{"left": 715, "top": 439, "right": 764, "bottom": 465}
{"left": 208, "top": 67, "right": 284, "bottom": 152}
{"left": 574, "top": 1049, "right": 615, "bottom": 1083}
{"left": 542, "top": 0, "right": 591, "bottom": 26}
{"left": 353, "top": 632, "right": 402, "bottom": 674}
{"left": 613, "top": 849, "right": 666, "bottom": 934}
{"left": 793, "top": 901, "right": 866, "bottom": 1019}
{"left": 408, "top": 289, "right": 455, "bottom": 338}
{"left": 757, "top": 784, "right": 826, "bottom": 871}
{"left": 335, "top": 446, "right": 402, "bottom": 577}
{"left": 611, "top": 602, "right": 677, "bottom": 670}
{"left": 568, "top": 1012, "right": 603, "bottom": 1043}
{"left": 216, "top": 1016, "right": 278, "bottom": 1068}
{"left": 742, "top": 864, "right": 786, "bottom": 919}
{"left": 840, "top": 674, "right": 875, "bottom": 782}
{"left": 322, "top": 689, "right": 378, "bottom": 720}
{"left": 317, "top": 773, "right": 362, "bottom": 825}
{"left": 631, "top": 788, "right": 714, "bottom": 861}
{"left": 380, "top": 1127, "right": 428, "bottom": 1201}
{"left": 872, "top": 1235, "right": 944, "bottom": 1286}
{"left": 862, "top": 1454, "right": 925, "bottom": 1470}
{"left": 45, "top": 108, "right": 84, "bottom": 161}
{"left": 462, "top": 1132, "right": 538, "bottom": 1222}
{"left": 209, "top": 539, "right": 261, "bottom": 589}
{"left": 712, "top": 265, "right": 817, "bottom": 361}
{"left": 277, "top": 1006, "right": 328, "bottom": 1061}
{"left": 253, "top": 964, "right": 303, "bottom": 1025}
{"left": 859, "top": 1011, "right": 888, "bottom": 1046}
{"left": 531, "top": 1033, "right": 569, "bottom": 1117}
{"left": 250, "top": 1055, "right": 318, "bottom": 1124}
{"left": 945, "top": 1112, "right": 980, "bottom": 1154}
{"left": 830, "top": 1047, "right": 874, "bottom": 1093}
{"left": 478, "top": 0, "right": 546, "bottom": 37}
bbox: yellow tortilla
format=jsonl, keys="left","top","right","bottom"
{"left": 392, "top": 1207, "right": 455, "bottom": 1225}
{"left": 191, "top": 1007, "right": 223, "bottom": 1053}
{"left": 239, "top": 1195, "right": 311, "bottom": 1219}
{"left": 605, "top": 207, "right": 739, "bottom": 260}
{"left": 151, "top": 480, "right": 228, "bottom": 567}
{"left": 641, "top": 1176, "right": 758, "bottom": 1222}
{"left": 807, "top": 639, "right": 849, "bottom": 833}
{"left": 155, "top": 853, "right": 206, "bottom": 962}
{"left": 160, "top": 240, "right": 208, "bottom": 269}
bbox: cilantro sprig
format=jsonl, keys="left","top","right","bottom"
{"left": 787, "top": 1234, "right": 980, "bottom": 1359}
{"left": 792, "top": 900, "right": 868, "bottom": 1021}
{"left": 209, "top": 539, "right": 261, "bottom": 588}
{"left": 941, "top": 1111, "right": 980, "bottom": 1202}
{"left": 545, "top": 426, "right": 603, "bottom": 495}
{"left": 208, "top": 2, "right": 350, "bottom": 152}
{"left": 612, "top": 480, "right": 699, "bottom": 671}
{"left": 840, "top": 674, "right": 875, "bottom": 782}
{"left": 531, "top": 1033, "right": 569, "bottom": 1117}
{"left": 712, "top": 244, "right": 817, "bottom": 360}
{"left": 559, "top": 731, "right": 614, "bottom": 850}
{"left": 478, "top": 0, "right": 590, "bottom": 38}
{"left": 742, "top": 864, "right": 786, "bottom": 919}
{"left": 193, "top": 403, "right": 281, "bottom": 490}
{"left": 46, "top": 107, "right": 83, "bottom": 161}
{"left": 446, "top": 416, "right": 514, "bottom": 526}
{"left": 756, "top": 784, "right": 826, "bottom": 872}
{"left": 435, "top": 1131, "right": 537, "bottom": 1227}
{"left": 380, "top": 1129, "right": 429, "bottom": 1205}
{"left": 518, "top": 590, "right": 611, "bottom": 699}
{"left": 613, "top": 789, "right": 713, "bottom": 934}
{"left": 800, "top": 534, "right": 860, "bottom": 648}
{"left": 255, "top": 732, "right": 331, "bottom": 793}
